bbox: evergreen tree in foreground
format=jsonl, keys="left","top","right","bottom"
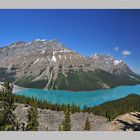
{"left": 84, "top": 117, "right": 91, "bottom": 131}
{"left": 58, "top": 124, "right": 63, "bottom": 131}
{"left": 62, "top": 109, "right": 71, "bottom": 131}
{"left": 0, "top": 81, "right": 16, "bottom": 131}
{"left": 26, "top": 102, "right": 39, "bottom": 131}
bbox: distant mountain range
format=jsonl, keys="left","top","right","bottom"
{"left": 0, "top": 39, "right": 140, "bottom": 91}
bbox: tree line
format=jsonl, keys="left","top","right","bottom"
{"left": 83, "top": 94, "right": 140, "bottom": 121}
{"left": 14, "top": 95, "right": 80, "bottom": 113}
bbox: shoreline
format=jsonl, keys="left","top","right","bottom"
{"left": 0, "top": 82, "right": 26, "bottom": 93}
{"left": 1, "top": 82, "right": 140, "bottom": 93}
{"left": 13, "top": 84, "right": 27, "bottom": 93}
{"left": 15, "top": 83, "right": 140, "bottom": 93}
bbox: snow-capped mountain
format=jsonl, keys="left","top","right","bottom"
{"left": 0, "top": 39, "right": 139, "bottom": 91}
{"left": 90, "top": 54, "right": 133, "bottom": 75}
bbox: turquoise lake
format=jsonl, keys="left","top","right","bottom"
{"left": 16, "top": 84, "right": 140, "bottom": 108}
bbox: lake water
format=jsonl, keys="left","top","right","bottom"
{"left": 16, "top": 84, "right": 140, "bottom": 108}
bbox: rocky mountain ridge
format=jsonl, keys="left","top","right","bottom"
{"left": 0, "top": 39, "right": 140, "bottom": 91}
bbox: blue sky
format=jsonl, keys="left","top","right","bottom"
{"left": 0, "top": 9, "right": 140, "bottom": 74}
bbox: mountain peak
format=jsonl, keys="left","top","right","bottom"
{"left": 113, "top": 60, "right": 123, "bottom": 65}
{"left": 35, "top": 39, "right": 47, "bottom": 42}
{"left": 10, "top": 41, "right": 26, "bottom": 48}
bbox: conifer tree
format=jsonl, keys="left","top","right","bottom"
{"left": 26, "top": 102, "right": 39, "bottom": 131}
{"left": 21, "top": 123, "right": 25, "bottom": 131}
{"left": 62, "top": 109, "right": 71, "bottom": 131}
{"left": 58, "top": 124, "right": 63, "bottom": 131}
{"left": 0, "top": 81, "right": 15, "bottom": 130}
{"left": 84, "top": 118, "right": 91, "bottom": 131}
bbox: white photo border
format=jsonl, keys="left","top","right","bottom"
{"left": 0, "top": 0, "right": 139, "bottom": 9}
{"left": 0, "top": 0, "right": 140, "bottom": 140}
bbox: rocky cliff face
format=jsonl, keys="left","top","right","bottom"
{"left": 0, "top": 39, "right": 87, "bottom": 82}
{"left": 0, "top": 39, "right": 140, "bottom": 90}
{"left": 14, "top": 103, "right": 140, "bottom": 131}
{"left": 90, "top": 54, "right": 133, "bottom": 75}
{"left": 13, "top": 103, "right": 111, "bottom": 131}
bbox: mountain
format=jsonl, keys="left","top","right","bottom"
{"left": 0, "top": 39, "right": 140, "bottom": 91}
{"left": 90, "top": 54, "right": 133, "bottom": 75}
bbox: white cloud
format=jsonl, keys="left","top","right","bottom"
{"left": 114, "top": 46, "right": 119, "bottom": 51}
{"left": 122, "top": 50, "right": 131, "bottom": 57}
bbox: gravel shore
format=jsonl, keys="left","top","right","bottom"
{"left": 0, "top": 82, "right": 26, "bottom": 93}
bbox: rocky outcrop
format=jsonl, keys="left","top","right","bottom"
{"left": 38, "top": 109, "right": 64, "bottom": 131}
{"left": 13, "top": 104, "right": 140, "bottom": 131}
{"left": 13, "top": 104, "right": 113, "bottom": 131}
{"left": 70, "top": 112, "right": 112, "bottom": 131}
{"left": 110, "top": 112, "right": 140, "bottom": 131}
{"left": 90, "top": 54, "right": 133, "bottom": 75}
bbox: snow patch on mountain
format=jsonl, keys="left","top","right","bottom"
{"left": 113, "top": 60, "right": 122, "bottom": 65}
{"left": 33, "top": 58, "right": 40, "bottom": 64}
{"left": 59, "top": 55, "right": 61, "bottom": 60}
{"left": 41, "top": 50, "right": 45, "bottom": 54}
{"left": 36, "top": 39, "right": 47, "bottom": 42}
{"left": 51, "top": 56, "right": 57, "bottom": 62}
{"left": 51, "top": 51, "right": 57, "bottom": 62}
{"left": 128, "top": 75, "right": 139, "bottom": 80}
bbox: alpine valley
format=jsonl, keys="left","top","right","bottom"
{"left": 0, "top": 39, "right": 140, "bottom": 91}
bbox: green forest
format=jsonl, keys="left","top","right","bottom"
{"left": 83, "top": 94, "right": 140, "bottom": 121}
